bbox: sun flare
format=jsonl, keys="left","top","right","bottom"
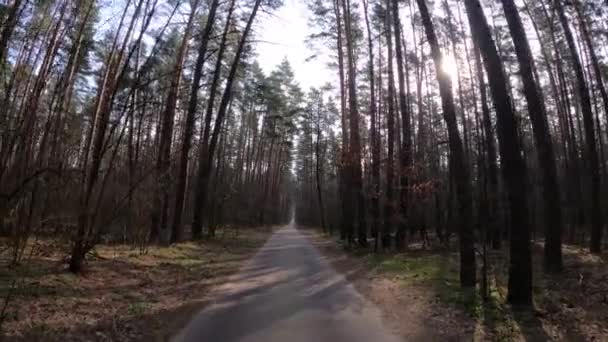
{"left": 441, "top": 54, "right": 458, "bottom": 79}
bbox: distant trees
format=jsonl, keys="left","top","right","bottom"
{"left": 301, "top": 0, "right": 607, "bottom": 306}
{"left": 0, "top": 0, "right": 291, "bottom": 272}
{"left": 1, "top": 0, "right": 607, "bottom": 308}
{"left": 295, "top": 86, "right": 337, "bottom": 230}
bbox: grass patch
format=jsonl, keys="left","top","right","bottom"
{"left": 361, "top": 249, "right": 519, "bottom": 340}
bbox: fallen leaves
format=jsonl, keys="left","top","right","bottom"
{"left": 0, "top": 227, "right": 272, "bottom": 341}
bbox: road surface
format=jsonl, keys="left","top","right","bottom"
{"left": 173, "top": 223, "right": 402, "bottom": 342}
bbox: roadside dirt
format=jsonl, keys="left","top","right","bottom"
{"left": 303, "top": 229, "right": 475, "bottom": 341}
{"left": 304, "top": 228, "right": 608, "bottom": 341}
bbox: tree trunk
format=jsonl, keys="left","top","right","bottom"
{"left": 392, "top": 0, "right": 412, "bottom": 249}
{"left": 191, "top": 0, "right": 236, "bottom": 239}
{"left": 333, "top": 0, "right": 351, "bottom": 243}
{"left": 464, "top": 0, "right": 532, "bottom": 305}
{"left": 171, "top": 0, "right": 220, "bottom": 238}
{"left": 151, "top": 0, "right": 199, "bottom": 244}
{"left": 341, "top": 0, "right": 366, "bottom": 248}
{"left": 416, "top": 0, "right": 476, "bottom": 288}
{"left": 573, "top": 0, "right": 606, "bottom": 252}
{"left": 362, "top": 0, "right": 379, "bottom": 250}
{"left": 384, "top": 0, "right": 396, "bottom": 251}
{"left": 315, "top": 128, "right": 327, "bottom": 233}
{"left": 499, "top": 0, "right": 563, "bottom": 272}
{"left": 192, "top": 0, "right": 262, "bottom": 238}
{"left": 554, "top": 0, "right": 602, "bottom": 254}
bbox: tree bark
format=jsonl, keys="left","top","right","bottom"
{"left": 191, "top": 0, "right": 263, "bottom": 238}
{"left": 464, "top": 0, "right": 532, "bottom": 305}
{"left": 171, "top": 0, "right": 220, "bottom": 238}
{"left": 384, "top": 0, "right": 396, "bottom": 251}
{"left": 554, "top": 0, "right": 602, "bottom": 254}
{"left": 499, "top": 0, "right": 563, "bottom": 272}
{"left": 362, "top": 0, "right": 379, "bottom": 250}
{"left": 392, "top": 0, "right": 412, "bottom": 249}
{"left": 333, "top": 0, "right": 351, "bottom": 242}
{"left": 341, "top": 0, "right": 366, "bottom": 247}
{"left": 151, "top": 0, "right": 199, "bottom": 244}
{"left": 416, "top": 0, "right": 476, "bottom": 288}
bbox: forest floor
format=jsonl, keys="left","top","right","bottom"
{"left": 0, "top": 226, "right": 274, "bottom": 341}
{"left": 307, "top": 228, "right": 608, "bottom": 341}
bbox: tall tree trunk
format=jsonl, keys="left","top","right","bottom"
{"left": 443, "top": 0, "right": 471, "bottom": 163}
{"left": 151, "top": 0, "right": 199, "bottom": 244}
{"left": 384, "top": 0, "right": 396, "bottom": 250}
{"left": 474, "top": 44, "right": 500, "bottom": 249}
{"left": 464, "top": 0, "right": 532, "bottom": 305}
{"left": 416, "top": 0, "right": 476, "bottom": 288}
{"left": 191, "top": 0, "right": 236, "bottom": 239}
{"left": 333, "top": 0, "right": 351, "bottom": 242}
{"left": 71, "top": 0, "right": 156, "bottom": 272}
{"left": 191, "top": 0, "right": 262, "bottom": 238}
{"left": 392, "top": 0, "right": 412, "bottom": 249}
{"left": 362, "top": 0, "right": 379, "bottom": 250}
{"left": 341, "top": 0, "right": 366, "bottom": 247}
{"left": 499, "top": 0, "right": 563, "bottom": 272}
{"left": 171, "top": 0, "right": 220, "bottom": 238}
{"left": 554, "top": 0, "right": 602, "bottom": 253}
{"left": 315, "top": 126, "right": 327, "bottom": 232}
{"left": 573, "top": 0, "right": 608, "bottom": 247}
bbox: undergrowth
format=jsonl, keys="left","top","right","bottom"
{"left": 359, "top": 249, "right": 519, "bottom": 340}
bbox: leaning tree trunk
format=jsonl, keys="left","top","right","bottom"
{"left": 500, "top": 0, "right": 563, "bottom": 272}
{"left": 151, "top": 0, "right": 199, "bottom": 244}
{"left": 191, "top": 0, "right": 236, "bottom": 239}
{"left": 0, "top": 0, "right": 23, "bottom": 66}
{"left": 191, "top": 0, "right": 263, "bottom": 239}
{"left": 572, "top": 0, "right": 606, "bottom": 252}
{"left": 554, "top": 0, "right": 602, "bottom": 254}
{"left": 71, "top": 0, "right": 145, "bottom": 273}
{"left": 473, "top": 44, "right": 501, "bottom": 250}
{"left": 416, "top": 0, "right": 476, "bottom": 288}
{"left": 171, "top": 0, "right": 220, "bottom": 239}
{"left": 464, "top": 0, "right": 532, "bottom": 306}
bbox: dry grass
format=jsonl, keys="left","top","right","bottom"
{"left": 304, "top": 229, "right": 475, "bottom": 341}
{"left": 493, "top": 242, "right": 608, "bottom": 341}
{"left": 307, "top": 228, "right": 608, "bottom": 341}
{"left": 0, "top": 226, "right": 273, "bottom": 341}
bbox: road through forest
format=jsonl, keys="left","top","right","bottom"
{"left": 173, "top": 223, "right": 402, "bottom": 342}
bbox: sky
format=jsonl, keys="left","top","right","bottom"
{"left": 98, "top": 0, "right": 332, "bottom": 90}
{"left": 255, "top": 0, "right": 333, "bottom": 91}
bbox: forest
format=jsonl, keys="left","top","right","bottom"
{"left": 0, "top": 0, "right": 607, "bottom": 340}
